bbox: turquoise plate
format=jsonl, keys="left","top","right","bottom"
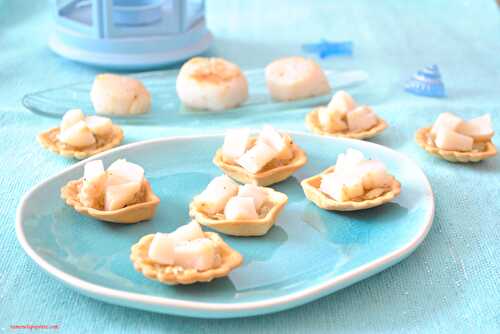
{"left": 22, "top": 68, "right": 368, "bottom": 126}
{"left": 16, "top": 132, "right": 434, "bottom": 318}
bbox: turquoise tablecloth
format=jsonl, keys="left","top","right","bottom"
{"left": 1, "top": 1, "right": 499, "bottom": 332}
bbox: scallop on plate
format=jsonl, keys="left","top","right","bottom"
{"left": 16, "top": 132, "right": 434, "bottom": 318}
{"left": 22, "top": 67, "right": 368, "bottom": 126}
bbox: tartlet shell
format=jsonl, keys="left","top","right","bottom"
{"left": 213, "top": 144, "right": 308, "bottom": 186}
{"left": 415, "top": 127, "right": 496, "bottom": 163}
{"left": 38, "top": 125, "right": 123, "bottom": 160}
{"left": 305, "top": 108, "right": 388, "bottom": 140}
{"left": 61, "top": 179, "right": 160, "bottom": 224}
{"left": 130, "top": 232, "right": 243, "bottom": 285}
{"left": 189, "top": 187, "right": 288, "bottom": 236}
{"left": 301, "top": 166, "right": 401, "bottom": 211}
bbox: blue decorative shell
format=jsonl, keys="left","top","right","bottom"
{"left": 405, "top": 65, "right": 446, "bottom": 98}
{"left": 302, "top": 39, "right": 353, "bottom": 59}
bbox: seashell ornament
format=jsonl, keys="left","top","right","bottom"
{"left": 405, "top": 65, "right": 446, "bottom": 98}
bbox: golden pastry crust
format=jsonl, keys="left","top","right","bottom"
{"left": 301, "top": 166, "right": 401, "bottom": 211}
{"left": 189, "top": 187, "right": 288, "bottom": 236}
{"left": 38, "top": 125, "right": 123, "bottom": 160}
{"left": 305, "top": 108, "right": 388, "bottom": 140}
{"left": 213, "top": 143, "right": 307, "bottom": 186}
{"left": 61, "top": 178, "right": 160, "bottom": 224}
{"left": 415, "top": 127, "right": 497, "bottom": 163}
{"left": 130, "top": 232, "right": 243, "bottom": 285}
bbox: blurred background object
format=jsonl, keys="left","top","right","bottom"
{"left": 50, "top": 0, "right": 212, "bottom": 69}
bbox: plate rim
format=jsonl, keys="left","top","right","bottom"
{"left": 16, "top": 132, "right": 434, "bottom": 316}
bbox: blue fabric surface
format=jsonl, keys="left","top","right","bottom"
{"left": 1, "top": 0, "right": 499, "bottom": 333}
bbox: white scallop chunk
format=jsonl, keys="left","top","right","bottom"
{"left": 434, "top": 128, "right": 473, "bottom": 152}
{"left": 346, "top": 106, "right": 378, "bottom": 132}
{"left": 174, "top": 238, "right": 217, "bottom": 271}
{"left": 357, "top": 160, "right": 393, "bottom": 190}
{"left": 169, "top": 221, "right": 205, "bottom": 245}
{"left": 319, "top": 173, "right": 349, "bottom": 202}
{"left": 148, "top": 233, "right": 175, "bottom": 265}
{"left": 256, "top": 125, "right": 294, "bottom": 160}
{"left": 335, "top": 148, "right": 365, "bottom": 174}
{"left": 340, "top": 170, "right": 365, "bottom": 199}
{"left": 456, "top": 114, "right": 494, "bottom": 141}
{"left": 224, "top": 197, "right": 259, "bottom": 220}
{"left": 61, "top": 109, "right": 85, "bottom": 131}
{"left": 107, "top": 159, "right": 144, "bottom": 186}
{"left": 237, "top": 184, "right": 268, "bottom": 210}
{"left": 317, "top": 107, "right": 348, "bottom": 132}
{"left": 58, "top": 121, "right": 96, "bottom": 148}
{"left": 327, "top": 90, "right": 356, "bottom": 117}
{"left": 222, "top": 128, "right": 250, "bottom": 162}
{"left": 195, "top": 175, "right": 239, "bottom": 215}
{"left": 85, "top": 115, "right": 113, "bottom": 137}
{"left": 430, "top": 112, "right": 463, "bottom": 136}
{"left": 237, "top": 141, "right": 278, "bottom": 174}
{"left": 83, "top": 160, "right": 105, "bottom": 181}
{"left": 104, "top": 181, "right": 142, "bottom": 211}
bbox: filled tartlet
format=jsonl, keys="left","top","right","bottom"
{"left": 213, "top": 125, "right": 307, "bottom": 186}
{"left": 38, "top": 109, "right": 123, "bottom": 159}
{"left": 61, "top": 159, "right": 160, "bottom": 223}
{"left": 91, "top": 73, "right": 151, "bottom": 116}
{"left": 306, "top": 90, "right": 387, "bottom": 139}
{"left": 130, "top": 221, "right": 243, "bottom": 285}
{"left": 176, "top": 57, "right": 249, "bottom": 111}
{"left": 189, "top": 175, "right": 288, "bottom": 236}
{"left": 301, "top": 149, "right": 401, "bottom": 211}
{"left": 265, "top": 56, "right": 330, "bottom": 101}
{"left": 416, "top": 112, "right": 496, "bottom": 162}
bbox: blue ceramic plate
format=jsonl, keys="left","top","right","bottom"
{"left": 16, "top": 132, "right": 434, "bottom": 318}
{"left": 22, "top": 68, "right": 368, "bottom": 125}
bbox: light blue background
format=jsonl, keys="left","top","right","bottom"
{"left": 1, "top": 0, "right": 499, "bottom": 333}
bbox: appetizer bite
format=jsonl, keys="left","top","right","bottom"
{"left": 213, "top": 125, "right": 307, "bottom": 186}
{"left": 91, "top": 73, "right": 151, "bottom": 115}
{"left": 61, "top": 159, "right": 160, "bottom": 223}
{"left": 130, "top": 221, "right": 243, "bottom": 285}
{"left": 306, "top": 90, "right": 387, "bottom": 139}
{"left": 416, "top": 112, "right": 496, "bottom": 162}
{"left": 38, "top": 109, "right": 123, "bottom": 159}
{"left": 301, "top": 149, "right": 401, "bottom": 211}
{"left": 265, "top": 56, "right": 331, "bottom": 101}
{"left": 176, "top": 57, "right": 249, "bottom": 111}
{"left": 189, "top": 175, "right": 288, "bottom": 236}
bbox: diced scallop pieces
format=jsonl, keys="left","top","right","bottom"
{"left": 148, "top": 233, "right": 175, "bottom": 265}
{"left": 174, "top": 238, "right": 218, "bottom": 271}
{"left": 61, "top": 109, "right": 85, "bottom": 131}
{"left": 58, "top": 120, "right": 96, "bottom": 148}
{"left": 237, "top": 141, "right": 278, "bottom": 174}
{"left": 104, "top": 181, "right": 142, "bottom": 211}
{"left": 222, "top": 128, "right": 250, "bottom": 162}
{"left": 335, "top": 148, "right": 365, "bottom": 174}
{"left": 430, "top": 112, "right": 463, "bottom": 136}
{"left": 327, "top": 90, "right": 356, "bottom": 117}
{"left": 318, "top": 107, "right": 348, "bottom": 132}
{"left": 84, "top": 160, "right": 105, "bottom": 181}
{"left": 346, "top": 106, "right": 378, "bottom": 132}
{"left": 107, "top": 159, "right": 145, "bottom": 186}
{"left": 435, "top": 127, "right": 473, "bottom": 152}
{"left": 85, "top": 115, "right": 113, "bottom": 137}
{"left": 319, "top": 173, "right": 349, "bottom": 202}
{"left": 169, "top": 221, "right": 205, "bottom": 245}
{"left": 256, "top": 125, "right": 293, "bottom": 160}
{"left": 237, "top": 184, "right": 268, "bottom": 210}
{"left": 196, "top": 175, "right": 239, "bottom": 215}
{"left": 224, "top": 196, "right": 259, "bottom": 220}
{"left": 456, "top": 114, "right": 494, "bottom": 141}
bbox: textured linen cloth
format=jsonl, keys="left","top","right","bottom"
{"left": 0, "top": 0, "right": 499, "bottom": 333}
